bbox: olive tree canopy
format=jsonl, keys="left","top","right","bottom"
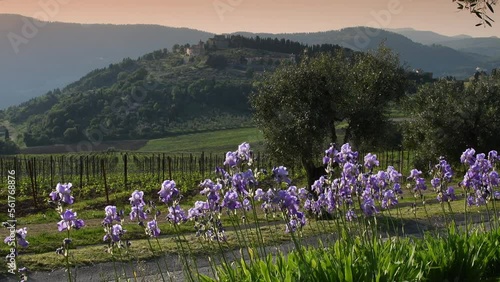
{"left": 251, "top": 48, "right": 406, "bottom": 186}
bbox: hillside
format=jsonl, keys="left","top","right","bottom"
{"left": 2, "top": 36, "right": 347, "bottom": 147}
{"left": 238, "top": 27, "right": 500, "bottom": 78}
{"left": 0, "top": 14, "right": 213, "bottom": 108}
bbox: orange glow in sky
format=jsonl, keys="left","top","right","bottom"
{"left": 0, "top": 0, "right": 498, "bottom": 37}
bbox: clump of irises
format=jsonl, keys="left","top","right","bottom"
{"left": 49, "top": 183, "right": 84, "bottom": 282}
{"left": 305, "top": 144, "right": 404, "bottom": 222}
{"left": 160, "top": 180, "right": 187, "bottom": 225}
{"left": 461, "top": 148, "right": 500, "bottom": 206}
{"left": 224, "top": 143, "right": 307, "bottom": 235}
{"left": 430, "top": 157, "right": 456, "bottom": 203}
{"left": 189, "top": 179, "right": 226, "bottom": 242}
{"left": 102, "top": 205, "right": 126, "bottom": 251}
{"left": 187, "top": 143, "right": 259, "bottom": 243}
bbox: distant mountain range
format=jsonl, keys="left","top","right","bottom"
{"left": 237, "top": 27, "right": 499, "bottom": 77}
{"left": 386, "top": 28, "right": 500, "bottom": 59}
{"left": 1, "top": 14, "right": 499, "bottom": 108}
{"left": 385, "top": 28, "right": 473, "bottom": 44}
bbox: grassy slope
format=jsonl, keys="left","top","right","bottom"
{"left": 138, "top": 127, "right": 266, "bottom": 154}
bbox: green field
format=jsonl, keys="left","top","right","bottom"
{"left": 139, "top": 127, "right": 266, "bottom": 153}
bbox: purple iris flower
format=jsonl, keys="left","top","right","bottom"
{"left": 232, "top": 170, "right": 255, "bottom": 195}
{"left": 167, "top": 205, "right": 187, "bottom": 224}
{"left": 103, "top": 224, "right": 125, "bottom": 242}
{"left": 275, "top": 190, "right": 300, "bottom": 215}
{"left": 488, "top": 150, "right": 499, "bottom": 163}
{"left": 408, "top": 169, "right": 422, "bottom": 180}
{"left": 49, "top": 191, "right": 58, "bottom": 202}
{"left": 381, "top": 189, "right": 398, "bottom": 209}
{"left": 188, "top": 201, "right": 210, "bottom": 219}
{"left": 57, "top": 209, "right": 85, "bottom": 231}
{"left": 285, "top": 212, "right": 306, "bottom": 233}
{"left": 237, "top": 142, "right": 251, "bottom": 161}
{"left": 222, "top": 190, "right": 242, "bottom": 210}
{"left": 285, "top": 219, "right": 298, "bottom": 233}
{"left": 129, "top": 190, "right": 145, "bottom": 206}
{"left": 444, "top": 172, "right": 453, "bottom": 182}
{"left": 461, "top": 148, "right": 476, "bottom": 166}
{"left": 437, "top": 187, "right": 457, "bottom": 202}
{"left": 158, "top": 180, "right": 179, "bottom": 204}
{"left": 130, "top": 204, "right": 147, "bottom": 221}
{"left": 467, "top": 196, "right": 475, "bottom": 206}
{"left": 435, "top": 159, "right": 454, "bottom": 181}
{"left": 361, "top": 198, "right": 378, "bottom": 216}
{"left": 376, "top": 171, "right": 389, "bottom": 189}
{"left": 254, "top": 188, "right": 267, "bottom": 201}
{"left": 4, "top": 228, "right": 29, "bottom": 248}
{"left": 415, "top": 178, "right": 427, "bottom": 191}
{"left": 323, "top": 156, "right": 330, "bottom": 165}
{"left": 490, "top": 171, "right": 499, "bottom": 186}
{"left": 312, "top": 176, "right": 326, "bottom": 194}
{"left": 323, "top": 145, "right": 338, "bottom": 165}
{"left": 298, "top": 187, "right": 309, "bottom": 200}
{"left": 272, "top": 166, "right": 291, "bottom": 184}
{"left": 242, "top": 198, "right": 252, "bottom": 211}
{"left": 364, "top": 153, "right": 379, "bottom": 170}
{"left": 146, "top": 220, "right": 161, "bottom": 238}
{"left": 49, "top": 183, "right": 75, "bottom": 205}
{"left": 392, "top": 183, "right": 401, "bottom": 194}
{"left": 200, "top": 179, "right": 222, "bottom": 205}
{"left": 387, "top": 166, "right": 402, "bottom": 183}
{"left": 325, "top": 188, "right": 339, "bottom": 213}
{"left": 224, "top": 151, "right": 238, "bottom": 167}
{"left": 431, "top": 178, "right": 441, "bottom": 189}
{"left": 471, "top": 189, "right": 487, "bottom": 206}
{"left": 339, "top": 143, "right": 358, "bottom": 163}
{"left": 103, "top": 205, "right": 121, "bottom": 225}
{"left": 342, "top": 162, "right": 358, "bottom": 178}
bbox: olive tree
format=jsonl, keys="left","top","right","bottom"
{"left": 343, "top": 48, "right": 407, "bottom": 149}
{"left": 251, "top": 48, "right": 406, "bottom": 186}
{"left": 403, "top": 72, "right": 500, "bottom": 168}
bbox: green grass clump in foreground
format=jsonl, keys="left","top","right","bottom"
{"left": 209, "top": 225, "right": 500, "bottom": 282}
{"left": 139, "top": 127, "right": 265, "bottom": 153}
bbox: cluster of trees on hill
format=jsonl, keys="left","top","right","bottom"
{"left": 173, "top": 35, "right": 352, "bottom": 59}
{"left": 19, "top": 78, "right": 252, "bottom": 146}
{"left": 226, "top": 35, "right": 350, "bottom": 57}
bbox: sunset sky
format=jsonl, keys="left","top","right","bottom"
{"left": 0, "top": 0, "right": 498, "bottom": 37}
